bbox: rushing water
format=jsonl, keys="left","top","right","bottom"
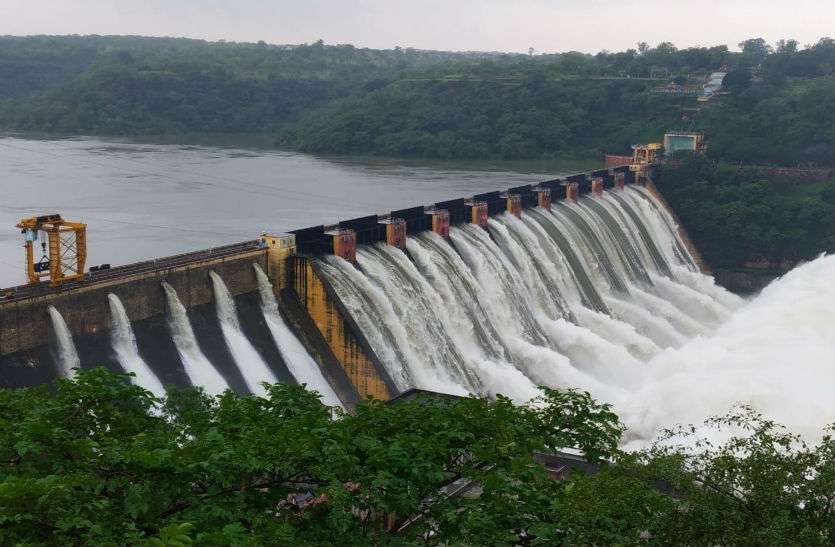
{"left": 107, "top": 293, "right": 166, "bottom": 397}
{"left": 161, "top": 281, "right": 229, "bottom": 396}
{"left": 6, "top": 136, "right": 833, "bottom": 444}
{"left": 616, "top": 254, "right": 835, "bottom": 446}
{"left": 316, "top": 187, "right": 835, "bottom": 444}
{"left": 46, "top": 305, "right": 80, "bottom": 377}
{"left": 209, "top": 270, "right": 277, "bottom": 396}
{"left": 253, "top": 264, "right": 343, "bottom": 407}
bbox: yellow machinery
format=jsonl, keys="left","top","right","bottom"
{"left": 630, "top": 142, "right": 663, "bottom": 183}
{"left": 630, "top": 142, "right": 663, "bottom": 168}
{"left": 17, "top": 214, "right": 87, "bottom": 286}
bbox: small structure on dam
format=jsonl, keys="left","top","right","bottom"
{"left": 1, "top": 150, "right": 709, "bottom": 405}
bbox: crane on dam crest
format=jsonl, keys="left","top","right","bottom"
{"left": 16, "top": 214, "right": 87, "bottom": 287}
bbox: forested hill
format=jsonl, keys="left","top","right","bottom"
{"left": 0, "top": 35, "right": 833, "bottom": 165}
{"left": 0, "top": 36, "right": 485, "bottom": 135}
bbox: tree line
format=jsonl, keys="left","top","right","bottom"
{"left": 657, "top": 155, "right": 835, "bottom": 275}
{"left": 0, "top": 35, "right": 832, "bottom": 166}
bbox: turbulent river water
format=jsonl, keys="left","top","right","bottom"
{"left": 5, "top": 136, "right": 833, "bottom": 445}
{"left": 316, "top": 188, "right": 835, "bottom": 445}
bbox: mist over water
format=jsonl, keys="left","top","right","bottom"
{"left": 616, "top": 254, "right": 835, "bottom": 446}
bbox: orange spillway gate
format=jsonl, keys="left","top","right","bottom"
{"left": 470, "top": 201, "right": 488, "bottom": 229}
{"left": 429, "top": 209, "right": 450, "bottom": 237}
{"left": 16, "top": 214, "right": 87, "bottom": 286}
{"left": 330, "top": 229, "right": 357, "bottom": 262}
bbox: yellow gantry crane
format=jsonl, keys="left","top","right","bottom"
{"left": 630, "top": 142, "right": 663, "bottom": 168}
{"left": 629, "top": 142, "right": 663, "bottom": 183}
{"left": 17, "top": 214, "right": 87, "bottom": 286}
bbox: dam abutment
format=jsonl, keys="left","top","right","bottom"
{"left": 287, "top": 255, "right": 396, "bottom": 400}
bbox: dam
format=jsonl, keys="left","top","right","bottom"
{"left": 0, "top": 163, "right": 736, "bottom": 411}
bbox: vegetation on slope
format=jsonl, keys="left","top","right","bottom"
{"left": 698, "top": 77, "right": 834, "bottom": 166}
{"left": 2, "top": 368, "right": 835, "bottom": 545}
{"left": 657, "top": 155, "right": 835, "bottom": 273}
{"left": 287, "top": 76, "right": 682, "bottom": 159}
{"left": 1, "top": 36, "right": 832, "bottom": 165}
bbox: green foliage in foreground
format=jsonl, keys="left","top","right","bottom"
{"left": 657, "top": 155, "right": 835, "bottom": 270}
{"left": 2, "top": 368, "right": 835, "bottom": 545}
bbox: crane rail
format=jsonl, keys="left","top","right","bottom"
{"left": 0, "top": 240, "right": 263, "bottom": 304}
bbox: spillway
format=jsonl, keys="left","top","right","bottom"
{"left": 47, "top": 305, "right": 80, "bottom": 378}
{"left": 162, "top": 281, "right": 229, "bottom": 396}
{"left": 108, "top": 293, "right": 166, "bottom": 397}
{"left": 209, "top": 271, "right": 277, "bottom": 396}
{"left": 316, "top": 185, "right": 806, "bottom": 443}
{"left": 8, "top": 177, "right": 831, "bottom": 446}
{"left": 253, "top": 264, "right": 342, "bottom": 407}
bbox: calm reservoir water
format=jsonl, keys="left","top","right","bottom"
{"left": 0, "top": 136, "right": 592, "bottom": 288}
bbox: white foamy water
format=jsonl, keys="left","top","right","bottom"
{"left": 253, "top": 264, "right": 343, "bottom": 407}
{"left": 161, "top": 281, "right": 229, "bottom": 396}
{"left": 209, "top": 270, "right": 278, "bottom": 396}
{"left": 107, "top": 293, "right": 166, "bottom": 398}
{"left": 47, "top": 305, "right": 80, "bottom": 378}
{"left": 318, "top": 185, "right": 833, "bottom": 445}
{"left": 614, "top": 254, "right": 835, "bottom": 446}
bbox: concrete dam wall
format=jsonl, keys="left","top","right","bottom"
{"left": 0, "top": 242, "right": 294, "bottom": 388}
{"left": 0, "top": 164, "right": 714, "bottom": 406}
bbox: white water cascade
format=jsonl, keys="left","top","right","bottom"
{"left": 313, "top": 186, "right": 835, "bottom": 445}
{"left": 253, "top": 264, "right": 343, "bottom": 407}
{"left": 208, "top": 270, "right": 277, "bottom": 396}
{"left": 47, "top": 305, "right": 80, "bottom": 378}
{"left": 107, "top": 293, "right": 166, "bottom": 398}
{"left": 161, "top": 281, "right": 229, "bottom": 396}
{"left": 612, "top": 254, "right": 835, "bottom": 446}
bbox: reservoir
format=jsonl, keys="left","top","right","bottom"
{"left": 0, "top": 135, "right": 591, "bottom": 288}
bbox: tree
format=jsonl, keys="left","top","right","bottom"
{"left": 656, "top": 156, "right": 835, "bottom": 272}
{"left": 739, "top": 37, "right": 772, "bottom": 67}
{"left": 722, "top": 67, "right": 752, "bottom": 91}
{"left": 4, "top": 368, "right": 835, "bottom": 544}
{"left": 0, "top": 35, "right": 832, "bottom": 164}
{"left": 639, "top": 406, "right": 835, "bottom": 544}
{"left": 0, "top": 368, "right": 622, "bottom": 545}
{"left": 776, "top": 38, "right": 799, "bottom": 55}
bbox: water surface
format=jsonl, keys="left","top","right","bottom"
{"left": 0, "top": 136, "right": 590, "bottom": 288}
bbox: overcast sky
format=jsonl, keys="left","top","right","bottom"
{"left": 2, "top": 0, "right": 833, "bottom": 54}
